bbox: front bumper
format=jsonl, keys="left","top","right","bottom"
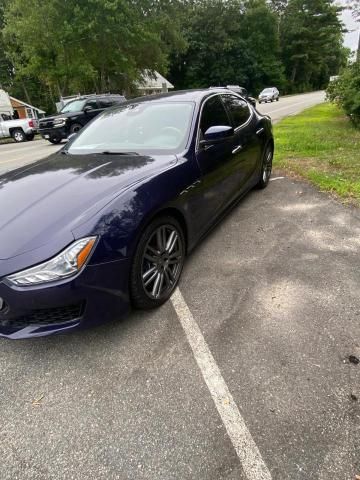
{"left": 39, "top": 126, "right": 68, "bottom": 141}
{"left": 0, "top": 258, "right": 131, "bottom": 339}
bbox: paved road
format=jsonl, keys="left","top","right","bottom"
{"left": 1, "top": 90, "right": 359, "bottom": 480}
{"left": 0, "top": 91, "right": 325, "bottom": 175}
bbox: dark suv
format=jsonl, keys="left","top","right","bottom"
{"left": 39, "top": 94, "right": 126, "bottom": 144}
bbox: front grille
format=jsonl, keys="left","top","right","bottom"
{"left": 0, "top": 302, "right": 84, "bottom": 329}
{"left": 39, "top": 121, "right": 54, "bottom": 129}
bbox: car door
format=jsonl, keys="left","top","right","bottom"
{"left": 0, "top": 115, "right": 4, "bottom": 138}
{"left": 221, "top": 93, "right": 262, "bottom": 192}
{"left": 195, "top": 94, "right": 240, "bottom": 223}
{"left": 79, "top": 98, "right": 101, "bottom": 126}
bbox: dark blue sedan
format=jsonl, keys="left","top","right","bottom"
{"left": 0, "top": 89, "right": 273, "bottom": 339}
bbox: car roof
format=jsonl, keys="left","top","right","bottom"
{"left": 123, "top": 88, "right": 237, "bottom": 106}
{"left": 73, "top": 94, "right": 125, "bottom": 101}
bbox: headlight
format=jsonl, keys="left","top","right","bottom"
{"left": 53, "top": 117, "right": 67, "bottom": 126}
{"left": 6, "top": 237, "right": 97, "bottom": 286}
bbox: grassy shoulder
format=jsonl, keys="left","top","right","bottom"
{"left": 274, "top": 102, "right": 360, "bottom": 207}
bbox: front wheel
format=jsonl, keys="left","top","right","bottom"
{"left": 48, "top": 135, "right": 62, "bottom": 144}
{"left": 70, "top": 123, "right": 82, "bottom": 135}
{"left": 12, "top": 129, "right": 26, "bottom": 142}
{"left": 257, "top": 145, "right": 273, "bottom": 189}
{"left": 130, "top": 216, "right": 185, "bottom": 309}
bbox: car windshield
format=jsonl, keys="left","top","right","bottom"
{"left": 261, "top": 89, "right": 273, "bottom": 94}
{"left": 68, "top": 101, "right": 195, "bottom": 155}
{"left": 60, "top": 99, "right": 87, "bottom": 113}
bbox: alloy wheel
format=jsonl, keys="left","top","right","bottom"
{"left": 141, "top": 224, "right": 183, "bottom": 300}
{"left": 262, "top": 148, "right": 273, "bottom": 183}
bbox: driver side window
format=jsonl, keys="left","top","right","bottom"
{"left": 199, "top": 95, "right": 230, "bottom": 139}
{"left": 84, "top": 99, "right": 98, "bottom": 110}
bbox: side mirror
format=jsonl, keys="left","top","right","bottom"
{"left": 248, "top": 97, "right": 256, "bottom": 107}
{"left": 84, "top": 106, "right": 93, "bottom": 114}
{"left": 200, "top": 125, "right": 234, "bottom": 147}
{"left": 68, "top": 132, "right": 78, "bottom": 141}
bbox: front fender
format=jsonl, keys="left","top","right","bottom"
{"left": 72, "top": 157, "right": 199, "bottom": 265}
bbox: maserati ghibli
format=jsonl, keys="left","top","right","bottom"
{"left": 0, "top": 89, "right": 273, "bottom": 338}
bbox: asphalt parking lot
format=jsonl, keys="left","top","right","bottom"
{"left": 1, "top": 91, "right": 359, "bottom": 480}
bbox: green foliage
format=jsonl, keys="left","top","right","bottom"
{"left": 0, "top": 0, "right": 349, "bottom": 112}
{"left": 280, "top": 0, "right": 346, "bottom": 92}
{"left": 3, "top": 0, "right": 184, "bottom": 104}
{"left": 327, "top": 62, "right": 360, "bottom": 126}
{"left": 169, "top": 0, "right": 285, "bottom": 94}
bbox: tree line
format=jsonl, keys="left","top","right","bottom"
{"left": 0, "top": 0, "right": 349, "bottom": 113}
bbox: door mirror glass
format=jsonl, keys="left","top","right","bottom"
{"left": 84, "top": 106, "right": 93, "bottom": 113}
{"left": 248, "top": 97, "right": 257, "bottom": 107}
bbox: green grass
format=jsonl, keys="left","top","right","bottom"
{"left": 274, "top": 102, "right": 360, "bottom": 206}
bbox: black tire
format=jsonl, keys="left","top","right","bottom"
{"left": 130, "top": 215, "right": 185, "bottom": 310}
{"left": 12, "top": 129, "right": 26, "bottom": 142}
{"left": 26, "top": 133, "right": 35, "bottom": 141}
{"left": 48, "top": 135, "right": 62, "bottom": 144}
{"left": 257, "top": 144, "right": 273, "bottom": 189}
{"left": 276, "top": 97, "right": 279, "bottom": 102}
{"left": 70, "top": 123, "right": 82, "bottom": 135}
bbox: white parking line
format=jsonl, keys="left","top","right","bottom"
{"left": 270, "top": 177, "right": 285, "bottom": 182}
{"left": 171, "top": 288, "right": 272, "bottom": 480}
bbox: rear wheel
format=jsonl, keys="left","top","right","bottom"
{"left": 26, "top": 133, "right": 34, "bottom": 141}
{"left": 257, "top": 145, "right": 273, "bottom": 189}
{"left": 12, "top": 129, "right": 26, "bottom": 142}
{"left": 130, "top": 216, "right": 185, "bottom": 309}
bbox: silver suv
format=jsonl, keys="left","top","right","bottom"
{"left": 258, "top": 87, "right": 279, "bottom": 103}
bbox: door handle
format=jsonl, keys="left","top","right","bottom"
{"left": 232, "top": 145, "right": 243, "bottom": 154}
{"left": 256, "top": 128, "right": 265, "bottom": 135}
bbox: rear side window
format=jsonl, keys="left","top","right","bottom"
{"left": 98, "top": 98, "right": 113, "bottom": 108}
{"left": 199, "top": 95, "right": 230, "bottom": 137}
{"left": 111, "top": 96, "right": 125, "bottom": 104}
{"left": 221, "top": 94, "right": 251, "bottom": 128}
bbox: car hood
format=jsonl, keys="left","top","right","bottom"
{"left": 0, "top": 152, "right": 177, "bottom": 260}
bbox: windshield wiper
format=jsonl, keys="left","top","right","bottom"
{"left": 100, "top": 151, "right": 139, "bottom": 156}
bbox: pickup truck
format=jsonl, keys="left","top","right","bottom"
{"left": 0, "top": 114, "right": 37, "bottom": 142}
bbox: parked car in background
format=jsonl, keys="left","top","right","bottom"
{"left": 0, "top": 89, "right": 273, "bottom": 339}
{"left": 258, "top": 87, "right": 279, "bottom": 103}
{"left": 39, "top": 94, "right": 126, "bottom": 144}
{"left": 0, "top": 114, "right": 36, "bottom": 142}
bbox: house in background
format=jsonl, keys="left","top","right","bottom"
{"left": 136, "top": 70, "right": 174, "bottom": 96}
{"left": 10, "top": 96, "right": 45, "bottom": 121}
{"left": 0, "top": 88, "right": 14, "bottom": 117}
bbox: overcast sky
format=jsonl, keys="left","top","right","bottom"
{"left": 339, "top": 1, "right": 359, "bottom": 51}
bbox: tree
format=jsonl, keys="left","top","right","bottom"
{"left": 280, "top": 0, "right": 346, "bottom": 92}
{"left": 3, "top": 0, "right": 185, "bottom": 100}
{"left": 168, "top": 0, "right": 285, "bottom": 94}
{"left": 346, "top": 0, "right": 360, "bottom": 21}
{"left": 327, "top": 61, "right": 360, "bottom": 125}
